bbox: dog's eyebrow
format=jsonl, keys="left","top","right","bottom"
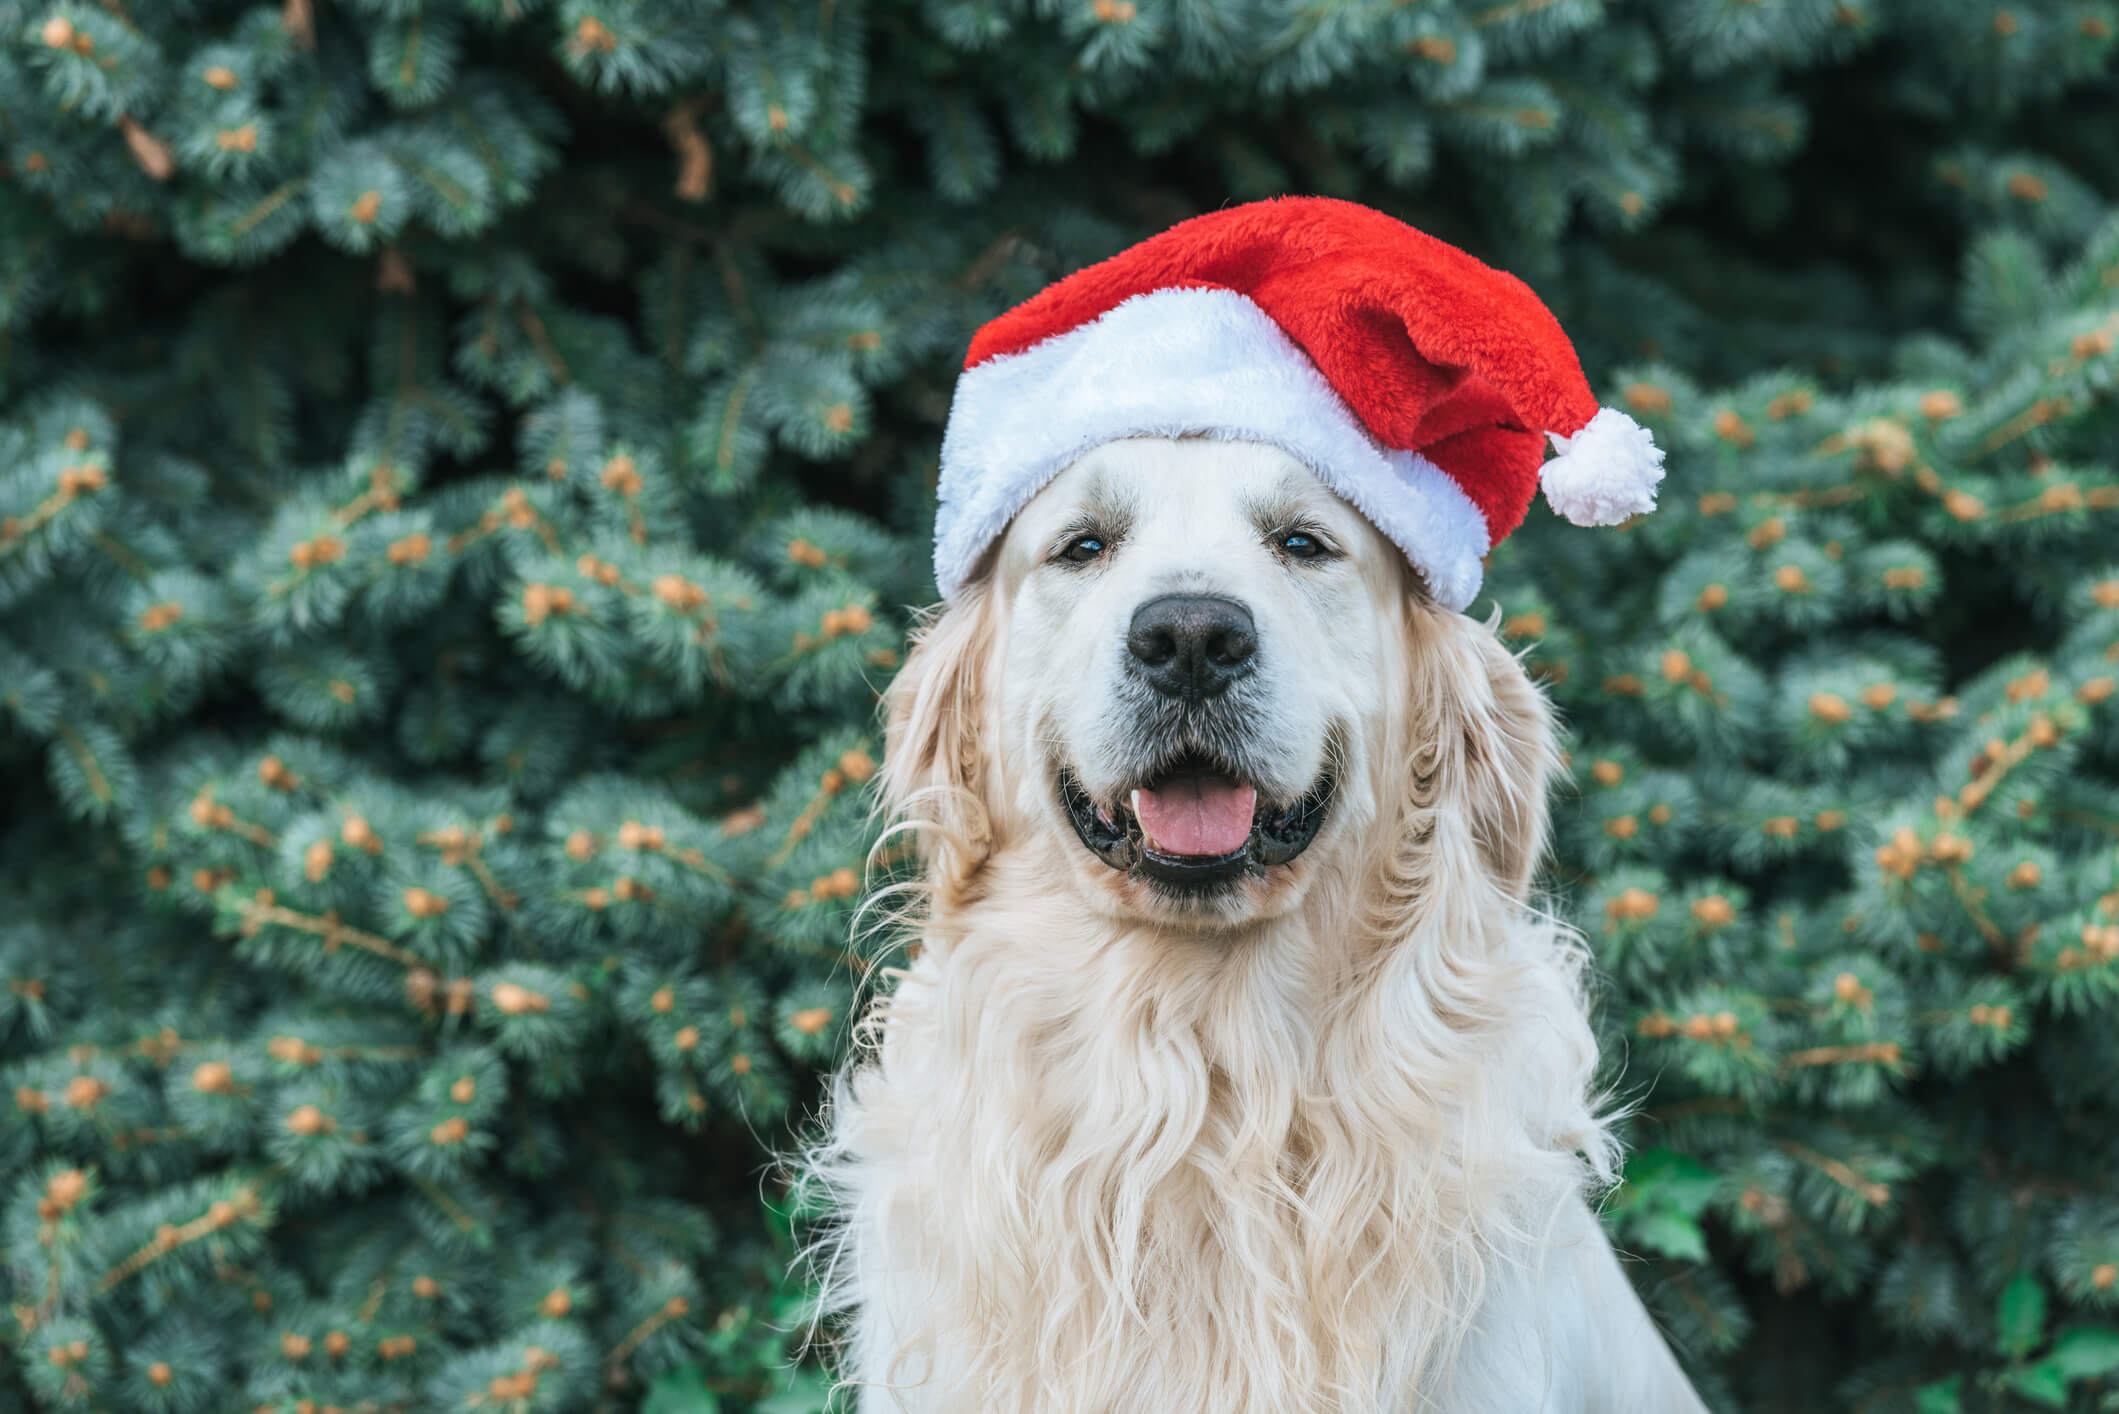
{"left": 1078, "top": 468, "right": 1137, "bottom": 531}
{"left": 1240, "top": 470, "right": 1319, "bottom": 531}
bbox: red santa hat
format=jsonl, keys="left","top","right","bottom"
{"left": 934, "top": 196, "right": 1663, "bottom": 610}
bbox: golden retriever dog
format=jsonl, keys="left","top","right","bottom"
{"left": 804, "top": 435, "right": 1709, "bottom": 1412}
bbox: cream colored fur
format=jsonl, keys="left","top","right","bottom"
{"left": 803, "top": 439, "right": 1709, "bottom": 1413}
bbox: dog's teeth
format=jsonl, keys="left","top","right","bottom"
{"left": 1130, "top": 789, "right": 1158, "bottom": 849}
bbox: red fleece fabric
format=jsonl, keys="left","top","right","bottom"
{"left": 963, "top": 197, "right": 1600, "bottom": 544}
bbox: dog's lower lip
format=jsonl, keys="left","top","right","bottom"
{"left": 1059, "top": 759, "right": 1334, "bottom": 885}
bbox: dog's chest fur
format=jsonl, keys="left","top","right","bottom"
{"left": 817, "top": 864, "right": 1604, "bottom": 1414}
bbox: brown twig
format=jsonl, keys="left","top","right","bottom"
{"left": 100, "top": 1189, "right": 262, "bottom": 1292}
{"left": 237, "top": 894, "right": 429, "bottom": 969}
{"left": 1775, "top": 1139, "right": 1892, "bottom": 1207}
{"left": 1781, "top": 1042, "right": 1905, "bottom": 1070}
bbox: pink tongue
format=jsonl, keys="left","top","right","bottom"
{"left": 1133, "top": 776, "right": 1257, "bottom": 857}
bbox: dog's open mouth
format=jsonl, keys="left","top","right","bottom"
{"left": 1060, "top": 753, "right": 1334, "bottom": 889}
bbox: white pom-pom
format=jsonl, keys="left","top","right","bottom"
{"left": 1541, "top": 407, "right": 1666, "bottom": 527}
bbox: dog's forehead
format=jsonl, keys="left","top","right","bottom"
{"left": 1020, "top": 438, "right": 1347, "bottom": 534}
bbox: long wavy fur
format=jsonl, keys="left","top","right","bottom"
{"left": 797, "top": 585, "right": 1615, "bottom": 1414}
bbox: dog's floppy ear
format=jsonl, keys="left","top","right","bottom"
{"left": 1396, "top": 602, "right": 1561, "bottom": 903}
{"left": 878, "top": 583, "right": 1000, "bottom": 889}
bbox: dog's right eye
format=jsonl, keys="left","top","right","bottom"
{"left": 1059, "top": 534, "right": 1107, "bottom": 564}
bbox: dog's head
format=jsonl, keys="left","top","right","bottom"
{"left": 885, "top": 436, "right": 1556, "bottom": 933}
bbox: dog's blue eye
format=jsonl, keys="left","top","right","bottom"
{"left": 1061, "top": 535, "right": 1106, "bottom": 564}
{"left": 1279, "top": 531, "right": 1323, "bottom": 559}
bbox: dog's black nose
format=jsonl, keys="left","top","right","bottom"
{"left": 1126, "top": 594, "right": 1257, "bottom": 698}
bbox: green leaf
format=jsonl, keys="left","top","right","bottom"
{"left": 1914, "top": 1374, "right": 1961, "bottom": 1414}
{"left": 1631, "top": 1211, "right": 1710, "bottom": 1264}
{"left": 1621, "top": 1147, "right": 1721, "bottom": 1215}
{"left": 2048, "top": 1324, "right": 2119, "bottom": 1378}
{"left": 2000, "top": 1271, "right": 2050, "bottom": 1360}
{"left": 2005, "top": 1361, "right": 2069, "bottom": 1408}
{"left": 643, "top": 1364, "right": 721, "bottom": 1414}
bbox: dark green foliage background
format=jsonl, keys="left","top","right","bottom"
{"left": 4, "top": 1, "right": 2119, "bottom": 1410}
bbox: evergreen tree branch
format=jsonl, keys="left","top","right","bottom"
{"left": 236, "top": 891, "right": 432, "bottom": 969}
{"left": 1773, "top": 1139, "right": 1892, "bottom": 1208}
{"left": 98, "top": 1188, "right": 265, "bottom": 1293}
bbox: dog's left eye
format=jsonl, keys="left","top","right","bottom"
{"left": 1059, "top": 534, "right": 1107, "bottom": 564}
{"left": 1278, "top": 531, "right": 1326, "bottom": 560}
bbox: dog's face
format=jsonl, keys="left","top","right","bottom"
{"left": 990, "top": 438, "right": 1397, "bottom": 926}
{"left": 888, "top": 436, "right": 1553, "bottom": 935}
